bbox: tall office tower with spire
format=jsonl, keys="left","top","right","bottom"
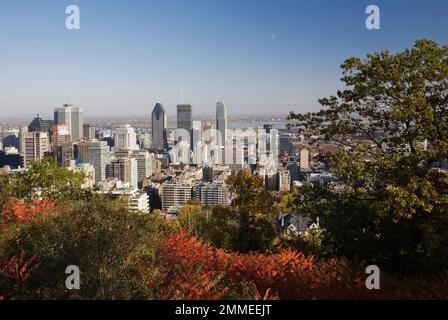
{"left": 54, "top": 104, "right": 84, "bottom": 141}
{"left": 151, "top": 103, "right": 167, "bottom": 150}
{"left": 177, "top": 104, "right": 193, "bottom": 147}
{"left": 216, "top": 101, "right": 227, "bottom": 146}
{"left": 177, "top": 104, "right": 193, "bottom": 133}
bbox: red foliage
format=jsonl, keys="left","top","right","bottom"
{"left": 153, "top": 232, "right": 392, "bottom": 300}
{"left": 154, "top": 232, "right": 228, "bottom": 299}
{"left": 0, "top": 251, "right": 40, "bottom": 282}
{"left": 0, "top": 198, "right": 56, "bottom": 226}
{"left": 0, "top": 251, "right": 40, "bottom": 299}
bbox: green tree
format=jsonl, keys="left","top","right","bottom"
{"left": 289, "top": 39, "right": 448, "bottom": 276}
{"left": 202, "top": 171, "right": 277, "bottom": 253}
{"left": 0, "top": 157, "right": 89, "bottom": 206}
{"left": 176, "top": 204, "right": 205, "bottom": 237}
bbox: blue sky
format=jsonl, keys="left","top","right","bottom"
{"left": 0, "top": 0, "right": 447, "bottom": 117}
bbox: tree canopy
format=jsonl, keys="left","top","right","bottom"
{"left": 289, "top": 39, "right": 448, "bottom": 276}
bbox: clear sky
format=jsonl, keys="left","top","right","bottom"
{"left": 1, "top": 0, "right": 448, "bottom": 118}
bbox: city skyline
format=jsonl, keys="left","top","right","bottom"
{"left": 2, "top": 1, "right": 448, "bottom": 117}
{"left": 1, "top": 2, "right": 448, "bottom": 302}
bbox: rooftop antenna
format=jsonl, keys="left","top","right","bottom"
{"left": 181, "top": 87, "right": 184, "bottom": 104}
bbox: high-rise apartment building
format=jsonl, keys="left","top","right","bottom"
{"left": 130, "top": 150, "right": 153, "bottom": 185}
{"left": 109, "top": 157, "right": 138, "bottom": 189}
{"left": 216, "top": 101, "right": 227, "bottom": 146}
{"left": 161, "top": 182, "right": 192, "bottom": 212}
{"left": 151, "top": 103, "right": 167, "bottom": 150}
{"left": 114, "top": 149, "right": 153, "bottom": 184}
{"left": 194, "top": 182, "right": 230, "bottom": 206}
{"left": 54, "top": 104, "right": 84, "bottom": 141}
{"left": 24, "top": 132, "right": 49, "bottom": 169}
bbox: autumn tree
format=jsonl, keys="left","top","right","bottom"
{"left": 176, "top": 203, "right": 206, "bottom": 238}
{"left": 289, "top": 39, "right": 448, "bottom": 276}
{"left": 0, "top": 194, "right": 165, "bottom": 299}
{"left": 200, "top": 171, "right": 277, "bottom": 253}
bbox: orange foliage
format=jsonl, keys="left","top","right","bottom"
{"left": 0, "top": 198, "right": 56, "bottom": 226}
{"left": 154, "top": 232, "right": 228, "bottom": 299}
{"left": 154, "top": 232, "right": 392, "bottom": 300}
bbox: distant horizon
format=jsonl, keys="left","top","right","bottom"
{"left": 0, "top": 108, "right": 296, "bottom": 121}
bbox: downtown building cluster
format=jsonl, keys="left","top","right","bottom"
{"left": 0, "top": 101, "right": 342, "bottom": 224}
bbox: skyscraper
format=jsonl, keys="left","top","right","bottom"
{"left": 216, "top": 101, "right": 227, "bottom": 146}
{"left": 54, "top": 104, "right": 84, "bottom": 141}
{"left": 151, "top": 103, "right": 167, "bottom": 150}
{"left": 177, "top": 104, "right": 193, "bottom": 146}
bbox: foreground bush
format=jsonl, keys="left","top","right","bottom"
{"left": 0, "top": 196, "right": 164, "bottom": 299}
{"left": 1, "top": 197, "right": 448, "bottom": 299}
